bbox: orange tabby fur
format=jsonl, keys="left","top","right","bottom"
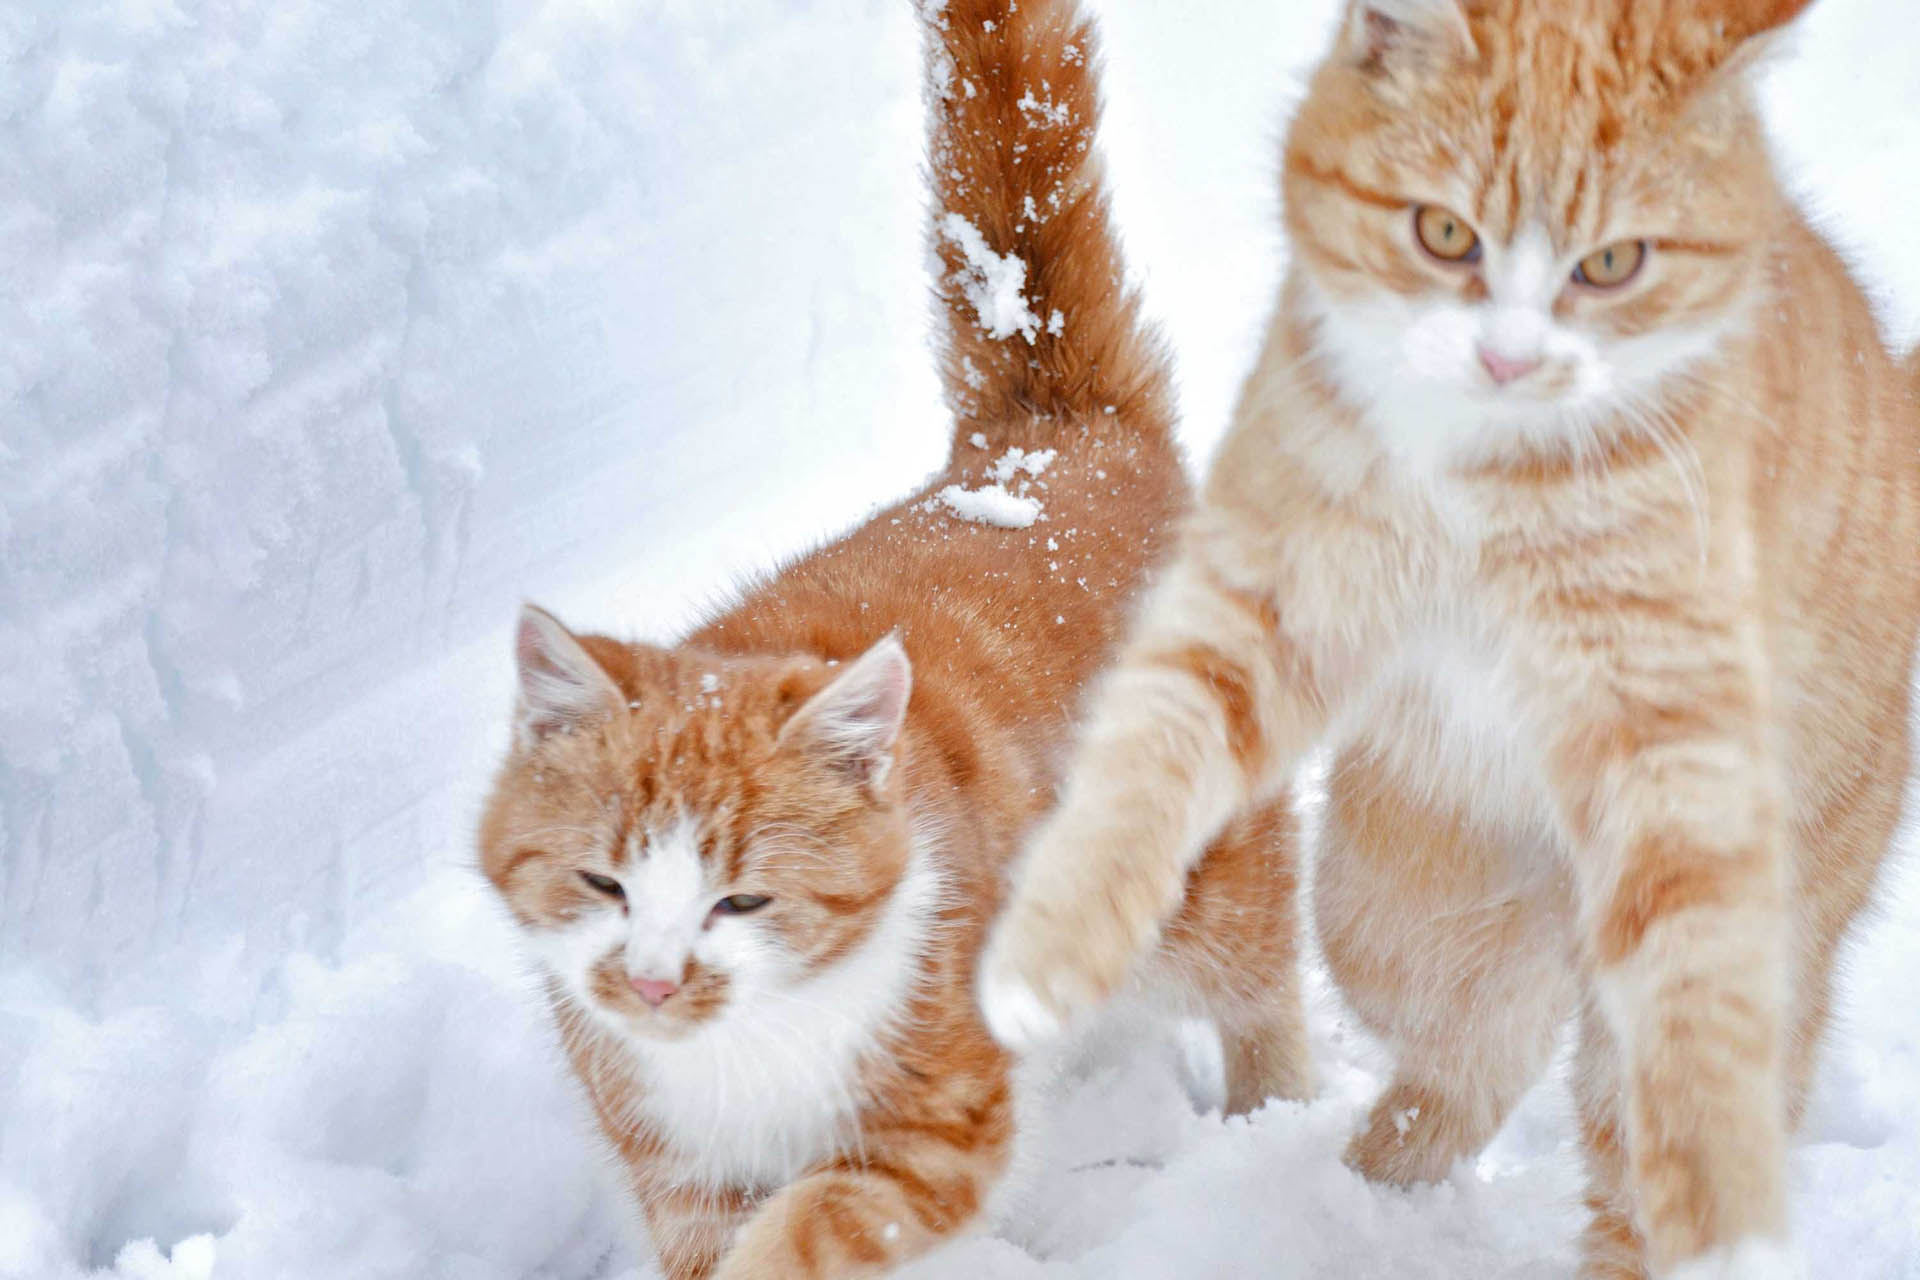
{"left": 477, "top": 2, "right": 1309, "bottom": 1277}
{"left": 980, "top": 2, "right": 1920, "bottom": 1277}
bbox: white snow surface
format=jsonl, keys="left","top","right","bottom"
{"left": 4, "top": 2, "right": 1918, "bottom": 1279}
{"left": 937, "top": 482, "right": 1043, "bottom": 529}
{"left": 939, "top": 212, "right": 1043, "bottom": 343}
{"left": 990, "top": 447, "right": 1056, "bottom": 485}
{"left": 935, "top": 447, "right": 1055, "bottom": 527}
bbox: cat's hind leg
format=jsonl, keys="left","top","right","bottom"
{"left": 1571, "top": 1001, "right": 1649, "bottom": 1280}
{"left": 1318, "top": 745, "right": 1576, "bottom": 1186}
{"left": 1146, "top": 793, "right": 1315, "bottom": 1114}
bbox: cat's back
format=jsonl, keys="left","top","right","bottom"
{"left": 1745, "top": 213, "right": 1920, "bottom": 677}
{"left": 1715, "top": 209, "right": 1920, "bottom": 878}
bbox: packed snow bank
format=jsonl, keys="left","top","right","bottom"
{"left": 4, "top": 0, "right": 940, "bottom": 1273}
{"left": 4, "top": 0, "right": 1918, "bottom": 1278}
{"left": 0, "top": 876, "right": 618, "bottom": 1280}
{"left": 0, "top": 0, "right": 944, "bottom": 1002}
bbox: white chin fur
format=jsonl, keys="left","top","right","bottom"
{"left": 1664, "top": 1239, "right": 1807, "bottom": 1280}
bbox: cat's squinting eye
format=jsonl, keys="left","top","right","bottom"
{"left": 579, "top": 870, "right": 625, "bottom": 899}
{"left": 1574, "top": 239, "right": 1646, "bottom": 289}
{"left": 1414, "top": 205, "right": 1481, "bottom": 264}
{"left": 712, "top": 894, "right": 771, "bottom": 916}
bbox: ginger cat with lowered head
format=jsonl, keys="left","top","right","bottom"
{"left": 980, "top": 2, "right": 1920, "bottom": 1277}
{"left": 477, "top": 2, "right": 1309, "bottom": 1277}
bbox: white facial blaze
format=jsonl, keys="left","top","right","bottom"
{"left": 621, "top": 820, "right": 709, "bottom": 983}
{"left": 520, "top": 815, "right": 793, "bottom": 1034}
{"left": 1494, "top": 224, "right": 1559, "bottom": 305}
{"left": 1479, "top": 223, "right": 1556, "bottom": 364}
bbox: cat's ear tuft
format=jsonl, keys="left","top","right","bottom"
{"left": 1342, "top": 0, "right": 1475, "bottom": 73}
{"left": 778, "top": 636, "right": 913, "bottom": 793}
{"left": 1696, "top": 0, "right": 1814, "bottom": 83}
{"left": 513, "top": 604, "right": 626, "bottom": 746}
{"left": 1676, "top": 0, "right": 1814, "bottom": 105}
{"left": 1712, "top": 0, "right": 1816, "bottom": 44}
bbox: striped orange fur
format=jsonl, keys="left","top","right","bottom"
{"left": 981, "top": 2, "right": 1920, "bottom": 1276}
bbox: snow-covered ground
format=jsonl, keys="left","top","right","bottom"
{"left": 3, "top": 1, "right": 1916, "bottom": 1277}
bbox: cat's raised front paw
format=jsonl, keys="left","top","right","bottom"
{"left": 1662, "top": 1238, "right": 1806, "bottom": 1280}
{"left": 976, "top": 946, "right": 1069, "bottom": 1052}
{"left": 976, "top": 901, "right": 1125, "bottom": 1053}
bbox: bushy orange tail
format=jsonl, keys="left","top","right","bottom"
{"left": 917, "top": 0, "right": 1172, "bottom": 452}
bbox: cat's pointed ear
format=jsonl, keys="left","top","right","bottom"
{"left": 1691, "top": 0, "right": 1814, "bottom": 81}
{"left": 778, "top": 636, "right": 913, "bottom": 792}
{"left": 1673, "top": 0, "right": 1814, "bottom": 109}
{"left": 1711, "top": 0, "right": 1816, "bottom": 45}
{"left": 513, "top": 604, "right": 625, "bottom": 746}
{"left": 1341, "top": 0, "right": 1475, "bottom": 72}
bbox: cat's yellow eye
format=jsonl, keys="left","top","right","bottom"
{"left": 1414, "top": 205, "right": 1481, "bottom": 263}
{"left": 1574, "top": 239, "right": 1647, "bottom": 289}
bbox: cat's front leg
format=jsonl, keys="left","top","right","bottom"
{"left": 636, "top": 1181, "right": 755, "bottom": 1280}
{"left": 1545, "top": 651, "right": 1798, "bottom": 1278}
{"left": 978, "top": 550, "right": 1341, "bottom": 1051}
{"left": 707, "top": 1105, "right": 1012, "bottom": 1280}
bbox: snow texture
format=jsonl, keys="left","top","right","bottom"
{"left": 937, "top": 483, "right": 1044, "bottom": 529}
{"left": 990, "top": 447, "right": 1057, "bottom": 485}
{"left": 3, "top": 1, "right": 1917, "bottom": 1279}
{"left": 940, "top": 212, "right": 1043, "bottom": 342}
{"left": 936, "top": 447, "right": 1055, "bottom": 527}
{"left": 1664, "top": 1239, "right": 1807, "bottom": 1280}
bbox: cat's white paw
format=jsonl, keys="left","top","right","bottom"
{"left": 977, "top": 960, "right": 1066, "bottom": 1053}
{"left": 977, "top": 833, "right": 1150, "bottom": 1053}
{"left": 976, "top": 905, "right": 1114, "bottom": 1054}
{"left": 1664, "top": 1238, "right": 1806, "bottom": 1280}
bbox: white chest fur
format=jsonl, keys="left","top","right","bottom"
{"left": 614, "top": 848, "right": 943, "bottom": 1190}
{"left": 1338, "top": 602, "right": 1558, "bottom": 844}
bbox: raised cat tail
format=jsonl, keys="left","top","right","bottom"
{"left": 916, "top": 0, "right": 1174, "bottom": 455}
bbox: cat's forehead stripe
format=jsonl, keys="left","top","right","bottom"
{"left": 1562, "top": 162, "right": 1593, "bottom": 240}
{"left": 607, "top": 806, "right": 637, "bottom": 867}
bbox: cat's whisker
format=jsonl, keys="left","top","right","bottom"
{"left": 1609, "top": 392, "right": 1713, "bottom": 573}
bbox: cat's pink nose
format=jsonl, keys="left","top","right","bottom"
{"left": 1478, "top": 346, "right": 1541, "bottom": 386}
{"left": 630, "top": 976, "right": 679, "bottom": 1007}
